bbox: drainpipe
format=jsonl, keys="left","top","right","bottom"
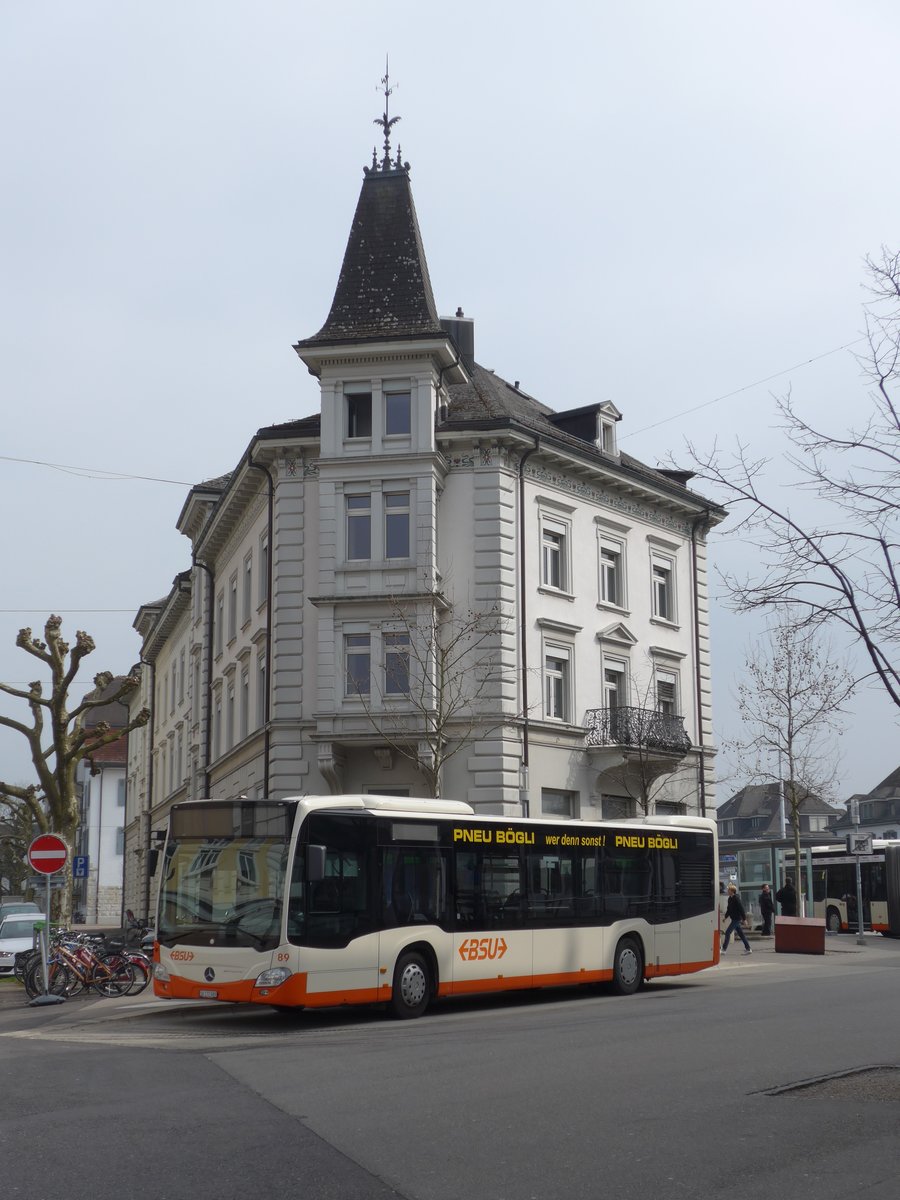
{"left": 690, "top": 510, "right": 712, "bottom": 816}
{"left": 518, "top": 437, "right": 540, "bottom": 816}
{"left": 193, "top": 556, "right": 215, "bottom": 797}
{"left": 140, "top": 657, "right": 155, "bottom": 922}
{"left": 246, "top": 452, "right": 275, "bottom": 798}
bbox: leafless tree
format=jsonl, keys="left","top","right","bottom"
{"left": 729, "top": 620, "right": 854, "bottom": 897}
{"left": 351, "top": 597, "right": 514, "bottom": 798}
{"left": 682, "top": 247, "right": 899, "bottom": 710}
{"left": 0, "top": 615, "right": 150, "bottom": 920}
{"left": 0, "top": 800, "right": 34, "bottom": 899}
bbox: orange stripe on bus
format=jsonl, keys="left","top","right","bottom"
{"left": 155, "top": 954, "right": 717, "bottom": 1008}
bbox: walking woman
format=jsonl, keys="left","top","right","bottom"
{"left": 722, "top": 884, "right": 753, "bottom": 955}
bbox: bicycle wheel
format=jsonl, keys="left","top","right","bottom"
{"left": 124, "top": 958, "right": 152, "bottom": 996}
{"left": 24, "top": 958, "right": 73, "bottom": 998}
{"left": 92, "top": 955, "right": 135, "bottom": 996}
{"left": 14, "top": 950, "right": 39, "bottom": 984}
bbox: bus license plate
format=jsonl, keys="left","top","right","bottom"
{"left": 199, "top": 989, "right": 218, "bottom": 999}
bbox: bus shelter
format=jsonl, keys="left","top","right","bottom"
{"left": 719, "top": 835, "right": 842, "bottom": 924}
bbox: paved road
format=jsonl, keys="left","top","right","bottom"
{"left": 2, "top": 936, "right": 898, "bottom": 1200}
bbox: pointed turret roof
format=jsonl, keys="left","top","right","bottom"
{"left": 295, "top": 164, "right": 443, "bottom": 350}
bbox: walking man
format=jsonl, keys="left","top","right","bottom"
{"left": 722, "top": 884, "right": 752, "bottom": 955}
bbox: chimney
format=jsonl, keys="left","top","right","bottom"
{"left": 440, "top": 307, "right": 475, "bottom": 373}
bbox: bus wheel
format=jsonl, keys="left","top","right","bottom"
{"left": 612, "top": 937, "right": 643, "bottom": 995}
{"left": 390, "top": 951, "right": 431, "bottom": 1019}
{"left": 826, "top": 907, "right": 842, "bottom": 934}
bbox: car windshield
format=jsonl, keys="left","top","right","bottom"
{"left": 0, "top": 919, "right": 40, "bottom": 940}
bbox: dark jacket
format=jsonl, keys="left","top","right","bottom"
{"left": 776, "top": 883, "right": 797, "bottom": 917}
{"left": 759, "top": 889, "right": 776, "bottom": 917}
{"left": 724, "top": 893, "right": 747, "bottom": 924}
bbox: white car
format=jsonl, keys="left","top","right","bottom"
{"left": 0, "top": 913, "right": 47, "bottom": 976}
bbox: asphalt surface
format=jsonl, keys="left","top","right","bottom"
{"left": 1, "top": 934, "right": 898, "bottom": 1200}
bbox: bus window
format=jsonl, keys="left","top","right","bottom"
{"left": 302, "top": 814, "right": 375, "bottom": 948}
{"left": 382, "top": 847, "right": 449, "bottom": 928}
{"left": 526, "top": 853, "right": 575, "bottom": 922}
{"left": 455, "top": 851, "right": 522, "bottom": 929}
{"left": 603, "top": 847, "right": 652, "bottom": 919}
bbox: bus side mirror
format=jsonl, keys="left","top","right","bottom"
{"left": 307, "top": 845, "right": 326, "bottom": 883}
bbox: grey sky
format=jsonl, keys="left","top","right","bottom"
{"left": 1, "top": 2, "right": 897, "bottom": 801}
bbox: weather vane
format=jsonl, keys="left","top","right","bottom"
{"left": 368, "top": 56, "right": 406, "bottom": 173}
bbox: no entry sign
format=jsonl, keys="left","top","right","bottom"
{"left": 27, "top": 834, "right": 69, "bottom": 875}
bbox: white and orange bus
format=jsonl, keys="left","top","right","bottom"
{"left": 153, "top": 795, "right": 719, "bottom": 1018}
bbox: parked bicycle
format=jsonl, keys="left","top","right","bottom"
{"left": 23, "top": 931, "right": 138, "bottom": 1000}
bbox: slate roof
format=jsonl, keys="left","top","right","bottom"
{"left": 716, "top": 782, "right": 839, "bottom": 836}
{"left": 867, "top": 765, "right": 900, "bottom": 797}
{"left": 443, "top": 364, "right": 724, "bottom": 513}
{"left": 295, "top": 167, "right": 444, "bottom": 348}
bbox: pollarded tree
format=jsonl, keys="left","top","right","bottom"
{"left": 683, "top": 247, "right": 900, "bottom": 710}
{"left": 730, "top": 619, "right": 854, "bottom": 903}
{"left": 0, "top": 615, "right": 150, "bottom": 920}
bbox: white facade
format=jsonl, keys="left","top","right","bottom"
{"left": 75, "top": 759, "right": 127, "bottom": 924}
{"left": 124, "top": 155, "right": 724, "bottom": 908}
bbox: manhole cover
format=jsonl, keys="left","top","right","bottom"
{"left": 764, "top": 1066, "right": 900, "bottom": 1102}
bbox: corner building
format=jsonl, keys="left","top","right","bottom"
{"left": 124, "top": 138, "right": 725, "bottom": 912}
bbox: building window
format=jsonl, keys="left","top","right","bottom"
{"left": 117, "top": 778, "right": 126, "bottom": 807}
{"left": 345, "top": 634, "right": 371, "bottom": 696}
{"left": 541, "top": 520, "right": 568, "bottom": 591}
{"left": 600, "top": 540, "right": 625, "bottom": 607}
{"left": 599, "top": 419, "right": 616, "bottom": 454}
{"left": 226, "top": 683, "right": 235, "bottom": 751}
{"left": 385, "top": 391, "right": 411, "bottom": 436}
{"left": 384, "top": 492, "right": 410, "bottom": 559}
{"left": 215, "top": 592, "right": 224, "bottom": 655}
{"left": 603, "top": 660, "right": 626, "bottom": 709}
{"left": 213, "top": 698, "right": 222, "bottom": 760}
{"left": 178, "top": 649, "right": 186, "bottom": 704}
{"left": 240, "top": 669, "right": 249, "bottom": 741}
{"left": 228, "top": 574, "right": 238, "bottom": 643}
{"left": 243, "top": 553, "right": 253, "bottom": 624}
{"left": 602, "top": 795, "right": 635, "bottom": 820}
{"left": 116, "top": 827, "right": 125, "bottom": 855}
{"left": 651, "top": 555, "right": 675, "bottom": 622}
{"left": 346, "top": 493, "right": 372, "bottom": 560}
{"left": 542, "top": 789, "right": 577, "bottom": 819}
{"left": 656, "top": 670, "right": 678, "bottom": 716}
{"left": 176, "top": 727, "right": 183, "bottom": 785}
{"left": 544, "top": 646, "right": 570, "bottom": 721}
{"left": 170, "top": 665, "right": 176, "bottom": 714}
{"left": 259, "top": 533, "right": 269, "bottom": 605}
{"left": 384, "top": 633, "right": 410, "bottom": 695}
{"left": 257, "top": 656, "right": 267, "bottom": 728}
{"left": 347, "top": 392, "right": 373, "bottom": 439}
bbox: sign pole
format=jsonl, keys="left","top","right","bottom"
{"left": 26, "top": 833, "right": 69, "bottom": 1007}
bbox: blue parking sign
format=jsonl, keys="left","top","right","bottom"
{"left": 73, "top": 855, "right": 89, "bottom": 879}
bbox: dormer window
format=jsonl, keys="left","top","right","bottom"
{"left": 598, "top": 418, "right": 616, "bottom": 454}
{"left": 346, "top": 392, "right": 372, "bottom": 439}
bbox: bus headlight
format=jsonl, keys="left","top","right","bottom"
{"left": 154, "top": 962, "right": 170, "bottom": 983}
{"left": 255, "top": 966, "right": 292, "bottom": 988}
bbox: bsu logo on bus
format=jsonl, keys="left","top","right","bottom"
{"left": 458, "top": 937, "right": 508, "bottom": 962}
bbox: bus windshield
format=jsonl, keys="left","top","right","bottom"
{"left": 157, "top": 801, "right": 295, "bottom": 951}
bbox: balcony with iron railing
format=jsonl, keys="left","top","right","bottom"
{"left": 583, "top": 706, "right": 691, "bottom": 756}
